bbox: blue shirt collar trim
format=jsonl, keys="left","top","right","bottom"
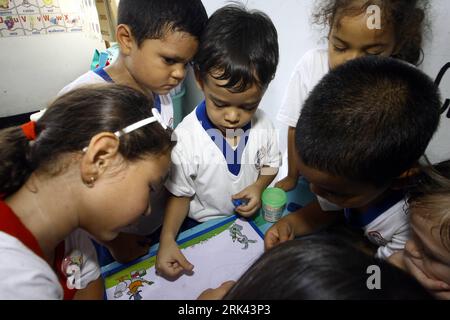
{"left": 153, "top": 94, "right": 161, "bottom": 113}
{"left": 93, "top": 67, "right": 113, "bottom": 83}
{"left": 344, "top": 191, "right": 405, "bottom": 228}
{"left": 195, "top": 100, "right": 251, "bottom": 176}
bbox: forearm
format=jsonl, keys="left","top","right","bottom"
{"left": 160, "top": 194, "right": 191, "bottom": 242}
{"left": 255, "top": 171, "right": 277, "bottom": 190}
{"left": 73, "top": 278, "right": 104, "bottom": 300}
{"left": 287, "top": 126, "right": 300, "bottom": 178}
{"left": 286, "top": 200, "right": 339, "bottom": 236}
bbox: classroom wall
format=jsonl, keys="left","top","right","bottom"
{"left": 1, "top": 0, "right": 449, "bottom": 166}
{"left": 0, "top": 33, "right": 105, "bottom": 116}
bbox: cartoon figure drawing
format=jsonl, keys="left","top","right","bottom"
{"left": 0, "top": 0, "right": 8, "bottom": 10}
{"left": 113, "top": 269, "right": 154, "bottom": 300}
{"left": 4, "top": 16, "right": 14, "bottom": 30}
{"left": 229, "top": 223, "right": 257, "bottom": 250}
{"left": 61, "top": 249, "right": 83, "bottom": 290}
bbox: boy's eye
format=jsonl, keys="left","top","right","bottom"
{"left": 333, "top": 45, "right": 347, "bottom": 52}
{"left": 213, "top": 101, "right": 228, "bottom": 108}
{"left": 366, "top": 51, "right": 383, "bottom": 56}
{"left": 163, "top": 57, "right": 176, "bottom": 65}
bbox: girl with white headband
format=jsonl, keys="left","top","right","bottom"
{"left": 0, "top": 84, "right": 174, "bottom": 299}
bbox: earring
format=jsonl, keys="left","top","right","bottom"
{"left": 85, "top": 176, "right": 95, "bottom": 188}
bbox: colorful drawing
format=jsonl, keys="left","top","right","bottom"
{"left": 4, "top": 16, "right": 14, "bottom": 30}
{"left": 113, "top": 270, "right": 154, "bottom": 301}
{"left": 103, "top": 216, "right": 264, "bottom": 300}
{"left": 0, "top": 0, "right": 8, "bottom": 9}
{"left": 229, "top": 223, "right": 257, "bottom": 249}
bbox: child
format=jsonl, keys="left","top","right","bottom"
{"left": 0, "top": 84, "right": 174, "bottom": 299}
{"left": 47, "top": 0, "right": 208, "bottom": 264}
{"left": 200, "top": 234, "right": 432, "bottom": 300}
{"left": 393, "top": 161, "right": 450, "bottom": 299}
{"left": 156, "top": 5, "right": 281, "bottom": 278}
{"left": 265, "top": 56, "right": 442, "bottom": 261}
{"left": 275, "top": 0, "right": 428, "bottom": 192}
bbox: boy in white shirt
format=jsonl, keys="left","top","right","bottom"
{"left": 265, "top": 57, "right": 442, "bottom": 261}
{"left": 156, "top": 4, "right": 281, "bottom": 278}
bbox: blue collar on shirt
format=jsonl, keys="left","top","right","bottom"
{"left": 344, "top": 191, "right": 405, "bottom": 228}
{"left": 93, "top": 68, "right": 161, "bottom": 112}
{"left": 93, "top": 67, "right": 113, "bottom": 83}
{"left": 195, "top": 100, "right": 251, "bottom": 176}
{"left": 153, "top": 94, "right": 161, "bottom": 113}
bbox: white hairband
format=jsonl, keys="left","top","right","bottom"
{"left": 114, "top": 108, "right": 167, "bottom": 137}
{"left": 82, "top": 108, "right": 167, "bottom": 153}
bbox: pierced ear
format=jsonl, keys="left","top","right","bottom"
{"left": 116, "top": 24, "right": 135, "bottom": 56}
{"left": 80, "top": 132, "right": 120, "bottom": 186}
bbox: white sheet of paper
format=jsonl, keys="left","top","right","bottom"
{"left": 105, "top": 218, "right": 263, "bottom": 300}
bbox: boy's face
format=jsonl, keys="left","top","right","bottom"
{"left": 297, "top": 153, "right": 389, "bottom": 209}
{"left": 197, "top": 71, "right": 265, "bottom": 135}
{"left": 328, "top": 12, "right": 396, "bottom": 70}
{"left": 404, "top": 210, "right": 450, "bottom": 299}
{"left": 126, "top": 30, "right": 198, "bottom": 95}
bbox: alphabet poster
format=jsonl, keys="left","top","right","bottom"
{"left": 103, "top": 216, "right": 264, "bottom": 300}
{"left": 0, "top": 0, "right": 85, "bottom": 37}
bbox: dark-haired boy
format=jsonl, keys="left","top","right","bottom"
{"left": 56, "top": 0, "right": 208, "bottom": 264}
{"left": 265, "top": 56, "right": 442, "bottom": 261}
{"left": 156, "top": 5, "right": 281, "bottom": 278}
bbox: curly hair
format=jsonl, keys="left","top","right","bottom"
{"left": 312, "top": 0, "right": 430, "bottom": 66}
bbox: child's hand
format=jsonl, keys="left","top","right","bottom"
{"left": 403, "top": 253, "right": 450, "bottom": 299}
{"left": 232, "top": 184, "right": 263, "bottom": 218}
{"left": 156, "top": 239, "right": 194, "bottom": 278}
{"left": 264, "top": 217, "right": 295, "bottom": 251}
{"left": 197, "top": 280, "right": 236, "bottom": 300}
{"left": 104, "top": 233, "right": 151, "bottom": 264}
{"left": 275, "top": 175, "right": 298, "bottom": 192}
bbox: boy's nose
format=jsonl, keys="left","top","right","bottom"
{"left": 225, "top": 110, "right": 240, "bottom": 124}
{"left": 344, "top": 51, "right": 364, "bottom": 62}
{"left": 172, "top": 65, "right": 186, "bottom": 81}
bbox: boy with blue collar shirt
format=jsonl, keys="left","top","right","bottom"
{"left": 265, "top": 56, "right": 442, "bottom": 262}
{"left": 40, "top": 0, "right": 208, "bottom": 265}
{"left": 156, "top": 5, "right": 281, "bottom": 278}
{"left": 57, "top": 0, "right": 208, "bottom": 129}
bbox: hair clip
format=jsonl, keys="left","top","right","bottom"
{"left": 115, "top": 108, "right": 167, "bottom": 138}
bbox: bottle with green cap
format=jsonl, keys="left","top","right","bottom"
{"left": 261, "top": 187, "right": 287, "bottom": 223}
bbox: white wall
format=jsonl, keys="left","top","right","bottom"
{"left": 0, "top": 33, "right": 105, "bottom": 117}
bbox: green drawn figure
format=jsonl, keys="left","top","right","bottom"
{"left": 113, "top": 270, "right": 154, "bottom": 300}
{"left": 229, "top": 223, "right": 257, "bottom": 250}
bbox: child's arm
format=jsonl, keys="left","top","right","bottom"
{"left": 233, "top": 168, "right": 277, "bottom": 217}
{"left": 155, "top": 195, "right": 194, "bottom": 278}
{"left": 73, "top": 277, "right": 104, "bottom": 300}
{"left": 264, "top": 200, "right": 339, "bottom": 250}
{"left": 275, "top": 126, "right": 300, "bottom": 191}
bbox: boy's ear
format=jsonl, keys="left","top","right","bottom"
{"left": 80, "top": 132, "right": 120, "bottom": 186}
{"left": 116, "top": 24, "right": 135, "bottom": 56}
{"left": 391, "top": 166, "right": 422, "bottom": 190}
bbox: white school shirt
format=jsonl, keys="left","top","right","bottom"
{"left": 344, "top": 193, "right": 410, "bottom": 260}
{"left": 0, "top": 229, "right": 100, "bottom": 299}
{"left": 31, "top": 69, "right": 174, "bottom": 129}
{"left": 165, "top": 101, "right": 282, "bottom": 222}
{"left": 276, "top": 48, "right": 329, "bottom": 128}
